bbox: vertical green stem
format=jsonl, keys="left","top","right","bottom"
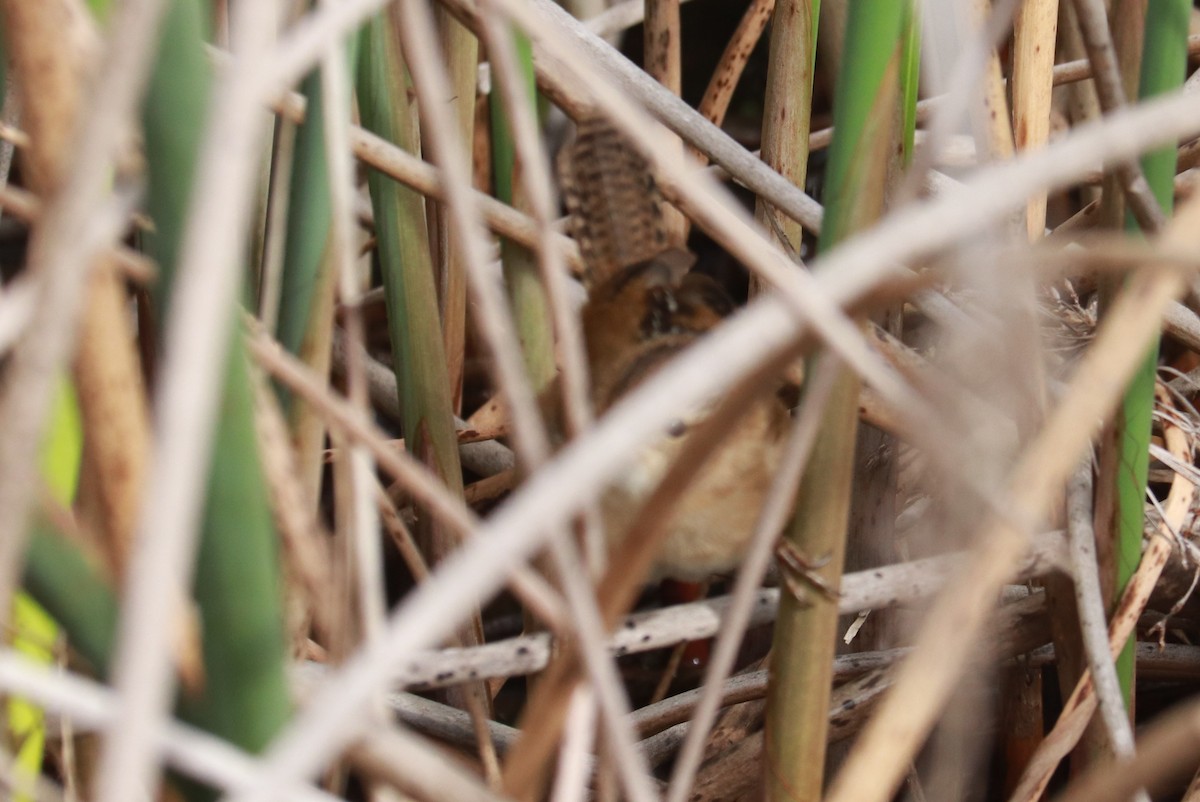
{"left": 274, "top": 70, "right": 333, "bottom": 360}
{"left": 490, "top": 31, "right": 556, "bottom": 391}
{"left": 764, "top": 2, "right": 909, "bottom": 799}
{"left": 356, "top": 12, "right": 466, "bottom": 552}
{"left": 1113, "top": 0, "right": 1189, "bottom": 710}
{"left": 141, "top": 1, "right": 292, "bottom": 793}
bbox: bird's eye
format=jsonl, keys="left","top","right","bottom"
{"left": 666, "top": 419, "right": 687, "bottom": 438}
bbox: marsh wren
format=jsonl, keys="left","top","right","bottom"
{"left": 559, "top": 115, "right": 790, "bottom": 582}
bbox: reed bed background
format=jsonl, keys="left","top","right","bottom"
{"left": 1, "top": 0, "right": 1200, "bottom": 800}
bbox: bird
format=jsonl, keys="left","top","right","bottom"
{"left": 558, "top": 113, "right": 791, "bottom": 582}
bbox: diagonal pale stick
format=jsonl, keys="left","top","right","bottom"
{"left": 826, "top": 189, "right": 1200, "bottom": 802}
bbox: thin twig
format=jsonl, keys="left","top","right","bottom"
{"left": 1064, "top": 461, "right": 1142, "bottom": 770}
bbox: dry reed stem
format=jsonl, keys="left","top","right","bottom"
{"left": 255, "top": 109, "right": 297, "bottom": 336}
{"left": 429, "top": 5, "right": 477, "bottom": 415}
{"left": 643, "top": 0, "right": 680, "bottom": 96}
{"left": 750, "top": 0, "right": 813, "bottom": 300}
{"left": 1011, "top": 0, "right": 1060, "bottom": 239}
{"left": 978, "top": 0, "right": 1017, "bottom": 160}
{"left": 695, "top": 0, "right": 775, "bottom": 142}
{"left": 72, "top": 264, "right": 153, "bottom": 576}
{"left": 641, "top": 0, "right": 686, "bottom": 245}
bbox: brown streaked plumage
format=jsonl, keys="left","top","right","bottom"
{"left": 559, "top": 115, "right": 790, "bottom": 581}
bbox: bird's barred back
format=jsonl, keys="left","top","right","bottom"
{"left": 559, "top": 115, "right": 671, "bottom": 288}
